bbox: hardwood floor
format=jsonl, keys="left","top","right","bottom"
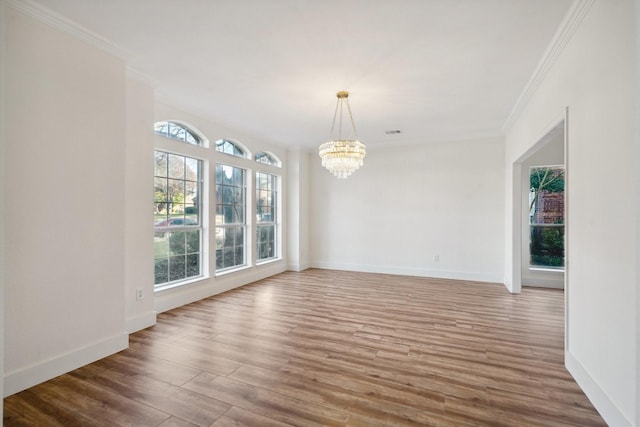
{"left": 4, "top": 269, "right": 606, "bottom": 426}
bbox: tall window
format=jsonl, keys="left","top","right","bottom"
{"left": 256, "top": 172, "right": 278, "bottom": 261}
{"left": 154, "top": 151, "right": 202, "bottom": 287}
{"left": 529, "top": 166, "right": 565, "bottom": 268}
{"left": 216, "top": 164, "right": 246, "bottom": 271}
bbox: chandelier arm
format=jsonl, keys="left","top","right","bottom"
{"left": 338, "top": 99, "right": 344, "bottom": 140}
{"left": 345, "top": 99, "right": 359, "bottom": 139}
{"left": 329, "top": 97, "right": 340, "bottom": 140}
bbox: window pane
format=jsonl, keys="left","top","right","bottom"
{"left": 154, "top": 204, "right": 169, "bottom": 222}
{"left": 154, "top": 259, "right": 169, "bottom": 285}
{"left": 186, "top": 254, "right": 200, "bottom": 277}
{"left": 176, "top": 127, "right": 186, "bottom": 142}
{"left": 154, "top": 235, "right": 169, "bottom": 258}
{"left": 530, "top": 226, "right": 565, "bottom": 267}
{"left": 185, "top": 230, "right": 200, "bottom": 254}
{"left": 185, "top": 132, "right": 197, "bottom": 145}
{"left": 221, "top": 186, "right": 233, "bottom": 204}
{"left": 154, "top": 152, "right": 168, "bottom": 177}
{"left": 221, "top": 205, "right": 242, "bottom": 224}
{"left": 154, "top": 177, "right": 168, "bottom": 202}
{"left": 223, "top": 248, "right": 235, "bottom": 268}
{"left": 233, "top": 168, "right": 244, "bottom": 186}
{"left": 216, "top": 248, "right": 223, "bottom": 269}
{"left": 169, "top": 255, "right": 186, "bottom": 281}
{"left": 185, "top": 158, "right": 199, "bottom": 181}
{"left": 235, "top": 246, "right": 244, "bottom": 265}
{"left": 168, "top": 154, "right": 185, "bottom": 179}
{"left": 166, "top": 179, "right": 184, "bottom": 201}
{"left": 169, "top": 231, "right": 186, "bottom": 255}
{"left": 168, "top": 122, "right": 179, "bottom": 139}
{"left": 216, "top": 227, "right": 224, "bottom": 249}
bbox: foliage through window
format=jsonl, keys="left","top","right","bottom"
{"left": 154, "top": 151, "right": 202, "bottom": 286}
{"left": 216, "top": 139, "right": 246, "bottom": 158}
{"left": 256, "top": 172, "right": 278, "bottom": 261}
{"left": 154, "top": 121, "right": 202, "bottom": 145}
{"left": 216, "top": 164, "right": 246, "bottom": 270}
{"left": 529, "top": 166, "right": 565, "bottom": 268}
{"left": 255, "top": 151, "right": 281, "bottom": 167}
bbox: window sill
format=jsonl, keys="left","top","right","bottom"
{"left": 529, "top": 267, "right": 565, "bottom": 273}
{"left": 215, "top": 264, "right": 252, "bottom": 277}
{"left": 256, "top": 257, "right": 282, "bottom": 267}
{"left": 154, "top": 275, "right": 210, "bottom": 293}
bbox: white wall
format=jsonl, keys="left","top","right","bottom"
{"left": 0, "top": 0, "right": 6, "bottom": 414}
{"left": 636, "top": 2, "right": 640, "bottom": 424}
{"left": 504, "top": 0, "right": 637, "bottom": 424}
{"left": 310, "top": 138, "right": 505, "bottom": 283}
{"left": 125, "top": 72, "right": 156, "bottom": 333}
{"left": 287, "top": 149, "right": 311, "bottom": 272}
{"left": 3, "top": 6, "right": 128, "bottom": 395}
{"left": 1, "top": 3, "right": 294, "bottom": 394}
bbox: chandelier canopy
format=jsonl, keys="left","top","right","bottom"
{"left": 319, "top": 91, "right": 366, "bottom": 179}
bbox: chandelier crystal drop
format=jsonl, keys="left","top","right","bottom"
{"left": 319, "top": 91, "right": 366, "bottom": 179}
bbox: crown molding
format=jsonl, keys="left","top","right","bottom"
{"left": 502, "top": 0, "right": 596, "bottom": 132}
{"left": 126, "top": 66, "right": 157, "bottom": 88}
{"left": 5, "top": 0, "right": 133, "bottom": 60}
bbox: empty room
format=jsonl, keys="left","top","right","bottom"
{"left": 1, "top": 0, "right": 638, "bottom": 425}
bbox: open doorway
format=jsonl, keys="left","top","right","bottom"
{"left": 511, "top": 115, "right": 568, "bottom": 348}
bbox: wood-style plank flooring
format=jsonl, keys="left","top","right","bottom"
{"left": 4, "top": 269, "right": 606, "bottom": 426}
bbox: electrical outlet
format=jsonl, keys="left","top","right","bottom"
{"left": 136, "top": 288, "right": 144, "bottom": 301}
{"left": 434, "top": 254, "right": 440, "bottom": 262}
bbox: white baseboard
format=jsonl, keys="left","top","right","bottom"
{"left": 126, "top": 310, "right": 157, "bottom": 333}
{"left": 287, "top": 263, "right": 310, "bottom": 272}
{"left": 311, "top": 262, "right": 503, "bottom": 284}
{"left": 4, "top": 332, "right": 129, "bottom": 397}
{"left": 565, "top": 350, "right": 631, "bottom": 427}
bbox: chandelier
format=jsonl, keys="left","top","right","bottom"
{"left": 319, "top": 91, "right": 366, "bottom": 179}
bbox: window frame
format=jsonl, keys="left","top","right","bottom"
{"left": 153, "top": 150, "right": 205, "bottom": 290}
{"left": 215, "top": 162, "right": 249, "bottom": 273}
{"left": 255, "top": 151, "right": 282, "bottom": 167}
{"left": 153, "top": 119, "right": 286, "bottom": 292}
{"left": 154, "top": 120, "right": 206, "bottom": 146}
{"left": 528, "top": 165, "right": 565, "bottom": 270}
{"left": 255, "top": 171, "right": 279, "bottom": 263}
{"left": 215, "top": 138, "right": 251, "bottom": 159}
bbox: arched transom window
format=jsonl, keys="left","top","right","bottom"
{"left": 255, "top": 151, "right": 281, "bottom": 167}
{"left": 215, "top": 139, "right": 248, "bottom": 158}
{"left": 155, "top": 121, "right": 202, "bottom": 145}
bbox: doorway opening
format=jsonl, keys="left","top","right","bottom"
{"left": 515, "top": 121, "right": 566, "bottom": 290}
{"left": 511, "top": 113, "right": 568, "bottom": 351}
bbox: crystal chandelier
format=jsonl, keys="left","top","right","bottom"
{"left": 319, "top": 91, "right": 366, "bottom": 179}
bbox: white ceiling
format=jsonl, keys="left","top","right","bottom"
{"left": 30, "top": 0, "right": 573, "bottom": 150}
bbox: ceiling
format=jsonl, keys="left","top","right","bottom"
{"left": 30, "top": 0, "right": 574, "bottom": 150}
